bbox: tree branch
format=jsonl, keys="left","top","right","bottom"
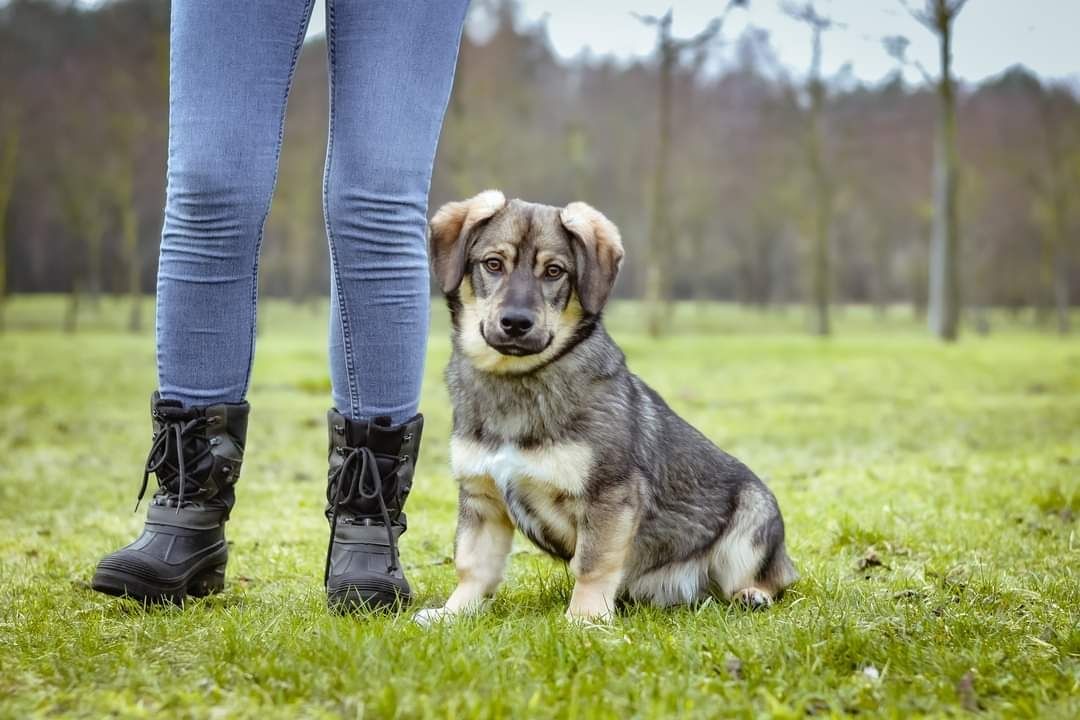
{"left": 883, "top": 34, "right": 934, "bottom": 84}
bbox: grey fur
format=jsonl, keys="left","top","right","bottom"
{"left": 435, "top": 196, "right": 797, "bottom": 612}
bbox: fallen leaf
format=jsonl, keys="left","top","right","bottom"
{"left": 956, "top": 670, "right": 980, "bottom": 712}
{"left": 893, "top": 589, "right": 923, "bottom": 601}
{"left": 857, "top": 547, "right": 888, "bottom": 571}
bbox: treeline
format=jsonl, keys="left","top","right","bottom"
{"left": 1, "top": 0, "right": 1077, "bottom": 333}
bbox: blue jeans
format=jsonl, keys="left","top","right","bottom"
{"left": 155, "top": 0, "right": 468, "bottom": 423}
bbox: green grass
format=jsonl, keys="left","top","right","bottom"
{"left": 1, "top": 296, "right": 1078, "bottom": 718}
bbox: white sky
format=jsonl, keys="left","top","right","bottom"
{"left": 306, "top": 0, "right": 1079, "bottom": 85}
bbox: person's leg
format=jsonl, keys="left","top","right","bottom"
{"left": 321, "top": 0, "right": 469, "bottom": 612}
{"left": 157, "top": 0, "right": 315, "bottom": 406}
{"left": 324, "top": 0, "right": 470, "bottom": 424}
{"left": 93, "top": 0, "right": 316, "bottom": 604}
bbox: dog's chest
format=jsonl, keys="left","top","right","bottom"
{"left": 450, "top": 436, "right": 592, "bottom": 558}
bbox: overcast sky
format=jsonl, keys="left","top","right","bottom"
{"left": 305, "top": 0, "right": 1079, "bottom": 85}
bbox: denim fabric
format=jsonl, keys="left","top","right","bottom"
{"left": 155, "top": 0, "right": 468, "bottom": 423}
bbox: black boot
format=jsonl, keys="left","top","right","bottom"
{"left": 324, "top": 410, "right": 423, "bottom": 612}
{"left": 92, "top": 392, "right": 249, "bottom": 604}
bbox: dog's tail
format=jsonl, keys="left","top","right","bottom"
{"left": 759, "top": 543, "right": 799, "bottom": 597}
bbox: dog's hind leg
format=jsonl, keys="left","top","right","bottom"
{"left": 710, "top": 493, "right": 798, "bottom": 609}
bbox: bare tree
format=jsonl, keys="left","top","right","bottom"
{"left": 3, "top": 0, "right": 1077, "bottom": 323}
{"left": 903, "top": 0, "right": 968, "bottom": 341}
{"left": 104, "top": 69, "right": 146, "bottom": 332}
{"left": 784, "top": 1, "right": 836, "bottom": 336}
{"left": 635, "top": 7, "right": 734, "bottom": 336}
{"left": 270, "top": 152, "right": 320, "bottom": 305}
{"left": 0, "top": 112, "right": 16, "bottom": 333}
{"left": 1032, "top": 87, "right": 1077, "bottom": 334}
{"left": 57, "top": 172, "right": 107, "bottom": 333}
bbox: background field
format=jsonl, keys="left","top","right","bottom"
{"left": 1, "top": 298, "right": 1078, "bottom": 718}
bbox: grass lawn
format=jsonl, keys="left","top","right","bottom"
{"left": 1, "top": 296, "right": 1078, "bottom": 718}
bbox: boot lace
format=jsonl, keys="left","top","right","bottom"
{"left": 135, "top": 407, "right": 213, "bottom": 513}
{"left": 323, "top": 445, "right": 402, "bottom": 585}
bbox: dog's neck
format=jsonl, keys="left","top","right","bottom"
{"left": 446, "top": 320, "right": 625, "bottom": 446}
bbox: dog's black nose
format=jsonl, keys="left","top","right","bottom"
{"left": 499, "top": 311, "right": 535, "bottom": 338}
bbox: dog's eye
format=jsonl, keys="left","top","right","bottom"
{"left": 544, "top": 265, "right": 566, "bottom": 280}
{"left": 483, "top": 258, "right": 504, "bottom": 273}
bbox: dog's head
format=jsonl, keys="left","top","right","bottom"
{"left": 430, "top": 191, "right": 623, "bottom": 374}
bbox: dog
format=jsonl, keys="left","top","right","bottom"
{"left": 416, "top": 191, "right": 797, "bottom": 623}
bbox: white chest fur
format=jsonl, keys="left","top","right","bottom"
{"left": 451, "top": 436, "right": 593, "bottom": 560}
{"left": 450, "top": 436, "right": 594, "bottom": 496}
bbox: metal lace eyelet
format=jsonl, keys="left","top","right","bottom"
{"left": 399, "top": 455, "right": 409, "bottom": 464}
{"left": 334, "top": 424, "right": 345, "bottom": 435}
{"left": 402, "top": 434, "right": 413, "bottom": 442}
{"left": 210, "top": 437, "right": 221, "bottom": 446}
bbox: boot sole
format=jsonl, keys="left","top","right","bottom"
{"left": 328, "top": 578, "right": 412, "bottom": 614}
{"left": 91, "top": 554, "right": 227, "bottom": 605}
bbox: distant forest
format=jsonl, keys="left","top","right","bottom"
{"left": 1, "top": 0, "right": 1077, "bottom": 332}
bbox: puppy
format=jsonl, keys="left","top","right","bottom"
{"left": 418, "top": 191, "right": 797, "bottom": 623}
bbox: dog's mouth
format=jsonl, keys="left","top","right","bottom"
{"left": 480, "top": 323, "right": 553, "bottom": 356}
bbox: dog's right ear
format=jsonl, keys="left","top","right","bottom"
{"left": 429, "top": 190, "right": 507, "bottom": 294}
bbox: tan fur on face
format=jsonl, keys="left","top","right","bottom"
{"left": 456, "top": 276, "right": 584, "bottom": 375}
{"left": 430, "top": 195, "right": 624, "bottom": 375}
{"left": 429, "top": 190, "right": 507, "bottom": 293}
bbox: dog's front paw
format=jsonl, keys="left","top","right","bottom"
{"left": 564, "top": 605, "right": 613, "bottom": 625}
{"left": 413, "top": 607, "right": 455, "bottom": 627}
{"left": 414, "top": 597, "right": 493, "bottom": 627}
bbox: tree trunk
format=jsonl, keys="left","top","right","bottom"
{"left": 0, "top": 122, "right": 17, "bottom": 334}
{"left": 1035, "top": 80, "right": 1072, "bottom": 335}
{"left": 65, "top": 279, "right": 81, "bottom": 333}
{"left": 691, "top": 229, "right": 711, "bottom": 316}
{"left": 87, "top": 230, "right": 103, "bottom": 308}
{"left": 1035, "top": 216, "right": 1055, "bottom": 326}
{"left": 972, "top": 305, "right": 990, "bottom": 335}
{"left": 1052, "top": 195, "right": 1070, "bottom": 335}
{"left": 752, "top": 216, "right": 774, "bottom": 310}
{"left": 872, "top": 227, "right": 889, "bottom": 319}
{"left": 1054, "top": 253, "right": 1070, "bottom": 335}
{"left": 121, "top": 202, "right": 142, "bottom": 332}
{"left": 809, "top": 171, "right": 831, "bottom": 336}
{"left": 645, "top": 38, "right": 674, "bottom": 338}
{"left": 284, "top": 194, "right": 315, "bottom": 305}
{"left": 806, "top": 29, "right": 831, "bottom": 337}
{"left": 927, "top": 10, "right": 960, "bottom": 341}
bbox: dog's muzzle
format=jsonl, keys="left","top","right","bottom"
{"left": 481, "top": 320, "right": 552, "bottom": 356}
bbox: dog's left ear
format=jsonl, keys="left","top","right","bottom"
{"left": 429, "top": 190, "right": 507, "bottom": 294}
{"left": 560, "top": 202, "right": 624, "bottom": 315}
